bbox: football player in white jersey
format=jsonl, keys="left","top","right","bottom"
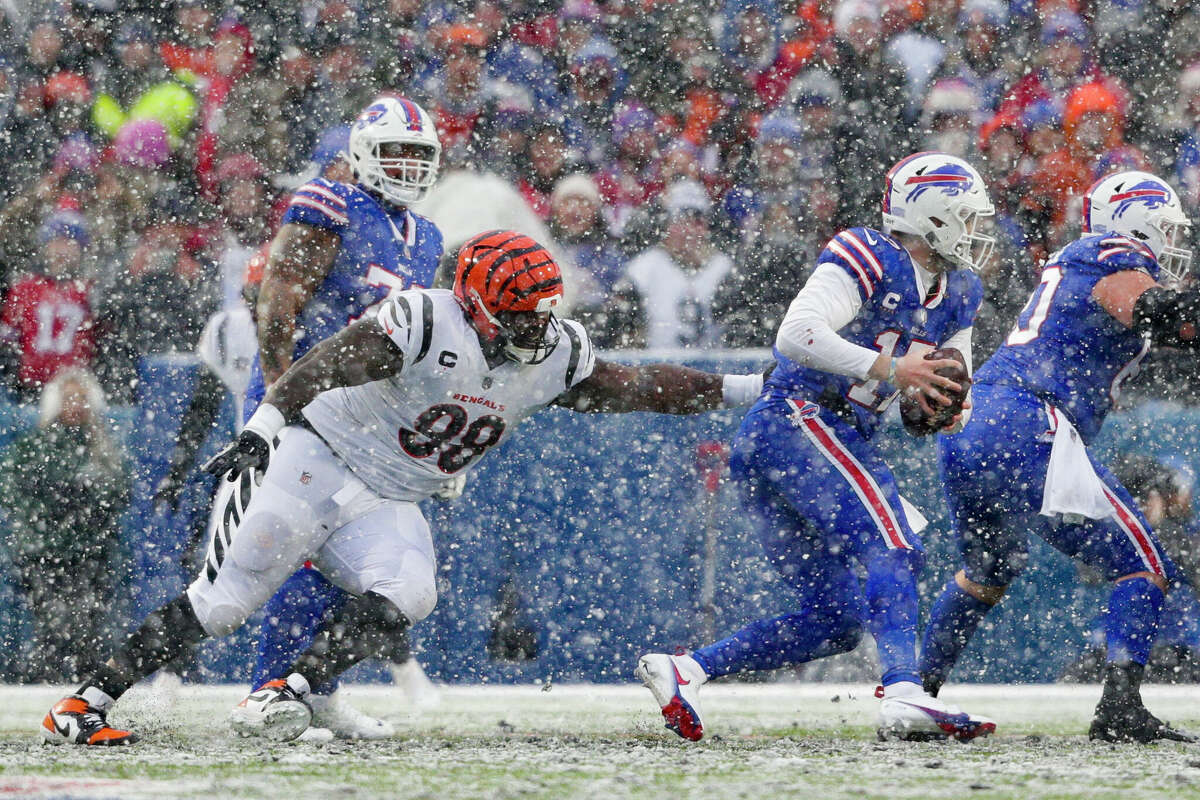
{"left": 41, "top": 230, "right": 766, "bottom": 746}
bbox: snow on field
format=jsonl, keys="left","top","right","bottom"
{"left": 1, "top": 683, "right": 1199, "bottom": 800}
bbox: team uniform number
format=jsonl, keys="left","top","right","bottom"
{"left": 34, "top": 301, "right": 87, "bottom": 354}
{"left": 846, "top": 329, "right": 903, "bottom": 412}
{"left": 399, "top": 404, "right": 506, "bottom": 473}
{"left": 1006, "top": 266, "right": 1064, "bottom": 346}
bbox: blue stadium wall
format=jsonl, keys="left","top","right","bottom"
{"left": 0, "top": 353, "right": 1192, "bottom": 685}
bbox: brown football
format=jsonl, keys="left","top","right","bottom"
{"left": 899, "top": 347, "right": 971, "bottom": 436}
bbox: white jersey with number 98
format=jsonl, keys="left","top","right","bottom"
{"left": 301, "top": 288, "right": 596, "bottom": 501}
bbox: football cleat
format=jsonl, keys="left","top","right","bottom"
{"left": 636, "top": 653, "right": 708, "bottom": 742}
{"left": 229, "top": 673, "right": 313, "bottom": 742}
{"left": 41, "top": 695, "right": 138, "bottom": 746}
{"left": 1090, "top": 701, "right": 1197, "bottom": 743}
{"left": 877, "top": 686, "right": 996, "bottom": 742}
{"left": 309, "top": 691, "right": 395, "bottom": 740}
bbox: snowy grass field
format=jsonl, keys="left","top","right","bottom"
{"left": 1, "top": 682, "right": 1199, "bottom": 799}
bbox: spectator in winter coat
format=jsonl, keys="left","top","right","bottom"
{"left": 827, "top": 0, "right": 912, "bottom": 227}
{"left": 548, "top": 173, "right": 624, "bottom": 305}
{"left": 623, "top": 179, "right": 732, "bottom": 349}
{"left": 0, "top": 211, "right": 95, "bottom": 399}
{"left": 1, "top": 367, "right": 129, "bottom": 682}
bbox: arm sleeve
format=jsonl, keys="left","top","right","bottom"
{"left": 940, "top": 326, "right": 974, "bottom": 376}
{"left": 558, "top": 319, "right": 596, "bottom": 391}
{"left": 939, "top": 325, "right": 974, "bottom": 431}
{"left": 775, "top": 263, "right": 880, "bottom": 381}
{"left": 376, "top": 291, "right": 433, "bottom": 368}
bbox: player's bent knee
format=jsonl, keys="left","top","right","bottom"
{"left": 955, "top": 570, "right": 1007, "bottom": 605}
{"left": 186, "top": 578, "right": 253, "bottom": 637}
{"left": 369, "top": 576, "right": 437, "bottom": 624}
{"left": 1116, "top": 571, "right": 1169, "bottom": 593}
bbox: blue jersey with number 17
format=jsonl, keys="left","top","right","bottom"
{"left": 974, "top": 234, "right": 1159, "bottom": 443}
{"left": 764, "top": 227, "right": 983, "bottom": 438}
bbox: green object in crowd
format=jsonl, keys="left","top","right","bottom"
{"left": 92, "top": 82, "right": 197, "bottom": 146}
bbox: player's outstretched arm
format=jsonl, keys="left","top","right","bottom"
{"left": 1095, "top": 268, "right": 1200, "bottom": 349}
{"left": 204, "top": 319, "right": 402, "bottom": 477}
{"left": 258, "top": 222, "right": 341, "bottom": 385}
{"left": 554, "top": 359, "right": 759, "bottom": 415}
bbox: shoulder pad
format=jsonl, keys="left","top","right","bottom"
{"left": 1065, "top": 234, "right": 1158, "bottom": 277}
{"left": 820, "top": 228, "right": 901, "bottom": 299}
{"left": 288, "top": 179, "right": 350, "bottom": 226}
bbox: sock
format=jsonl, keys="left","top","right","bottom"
{"left": 690, "top": 610, "right": 862, "bottom": 679}
{"left": 289, "top": 591, "right": 409, "bottom": 691}
{"left": 918, "top": 579, "right": 993, "bottom": 688}
{"left": 77, "top": 595, "right": 207, "bottom": 708}
{"left": 863, "top": 548, "right": 923, "bottom": 687}
{"left": 1105, "top": 578, "right": 1165, "bottom": 665}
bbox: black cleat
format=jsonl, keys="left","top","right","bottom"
{"left": 1089, "top": 701, "right": 1197, "bottom": 743}
{"left": 1089, "top": 662, "right": 1198, "bottom": 744}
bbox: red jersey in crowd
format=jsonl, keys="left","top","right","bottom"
{"left": 1, "top": 276, "right": 95, "bottom": 388}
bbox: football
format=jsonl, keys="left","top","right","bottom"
{"left": 899, "top": 348, "right": 971, "bottom": 436}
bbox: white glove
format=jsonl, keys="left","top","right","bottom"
{"left": 433, "top": 473, "right": 467, "bottom": 500}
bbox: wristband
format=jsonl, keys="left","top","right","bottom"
{"left": 722, "top": 373, "right": 763, "bottom": 407}
{"left": 244, "top": 403, "right": 286, "bottom": 441}
{"left": 887, "top": 357, "right": 898, "bottom": 383}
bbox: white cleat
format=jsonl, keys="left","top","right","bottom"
{"left": 636, "top": 653, "right": 708, "bottom": 741}
{"left": 389, "top": 659, "right": 442, "bottom": 709}
{"left": 229, "top": 673, "right": 313, "bottom": 742}
{"left": 877, "top": 685, "right": 996, "bottom": 742}
{"left": 309, "top": 690, "right": 395, "bottom": 739}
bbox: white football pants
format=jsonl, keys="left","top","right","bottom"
{"left": 187, "top": 426, "right": 437, "bottom": 637}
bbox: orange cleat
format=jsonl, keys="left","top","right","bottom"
{"left": 41, "top": 696, "right": 138, "bottom": 746}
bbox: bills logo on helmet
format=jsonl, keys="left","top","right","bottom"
{"left": 356, "top": 103, "right": 388, "bottom": 128}
{"left": 903, "top": 163, "right": 973, "bottom": 203}
{"left": 1110, "top": 180, "right": 1170, "bottom": 219}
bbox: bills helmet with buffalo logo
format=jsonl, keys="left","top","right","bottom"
{"left": 1084, "top": 170, "right": 1193, "bottom": 285}
{"left": 453, "top": 230, "right": 564, "bottom": 364}
{"left": 881, "top": 152, "right": 995, "bottom": 272}
{"left": 346, "top": 95, "right": 441, "bottom": 206}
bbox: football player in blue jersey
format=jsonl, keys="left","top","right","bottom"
{"left": 920, "top": 170, "right": 1198, "bottom": 743}
{"left": 638, "top": 152, "right": 998, "bottom": 742}
{"left": 244, "top": 96, "right": 446, "bottom": 739}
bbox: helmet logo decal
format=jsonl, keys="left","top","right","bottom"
{"left": 1109, "top": 181, "right": 1169, "bottom": 219}
{"left": 903, "top": 164, "right": 973, "bottom": 202}
{"left": 356, "top": 103, "right": 388, "bottom": 128}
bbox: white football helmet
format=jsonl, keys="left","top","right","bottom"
{"left": 881, "top": 152, "right": 995, "bottom": 272}
{"left": 346, "top": 96, "right": 441, "bottom": 206}
{"left": 1083, "top": 170, "right": 1193, "bottom": 285}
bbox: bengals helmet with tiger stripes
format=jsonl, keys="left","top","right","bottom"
{"left": 453, "top": 230, "right": 564, "bottom": 364}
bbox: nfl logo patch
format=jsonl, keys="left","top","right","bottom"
{"left": 482, "top": 377, "right": 493, "bottom": 389}
{"left": 300, "top": 472, "right": 312, "bottom": 485}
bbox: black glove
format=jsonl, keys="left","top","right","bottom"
{"left": 202, "top": 430, "right": 271, "bottom": 479}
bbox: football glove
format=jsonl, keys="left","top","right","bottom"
{"left": 202, "top": 429, "right": 271, "bottom": 479}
